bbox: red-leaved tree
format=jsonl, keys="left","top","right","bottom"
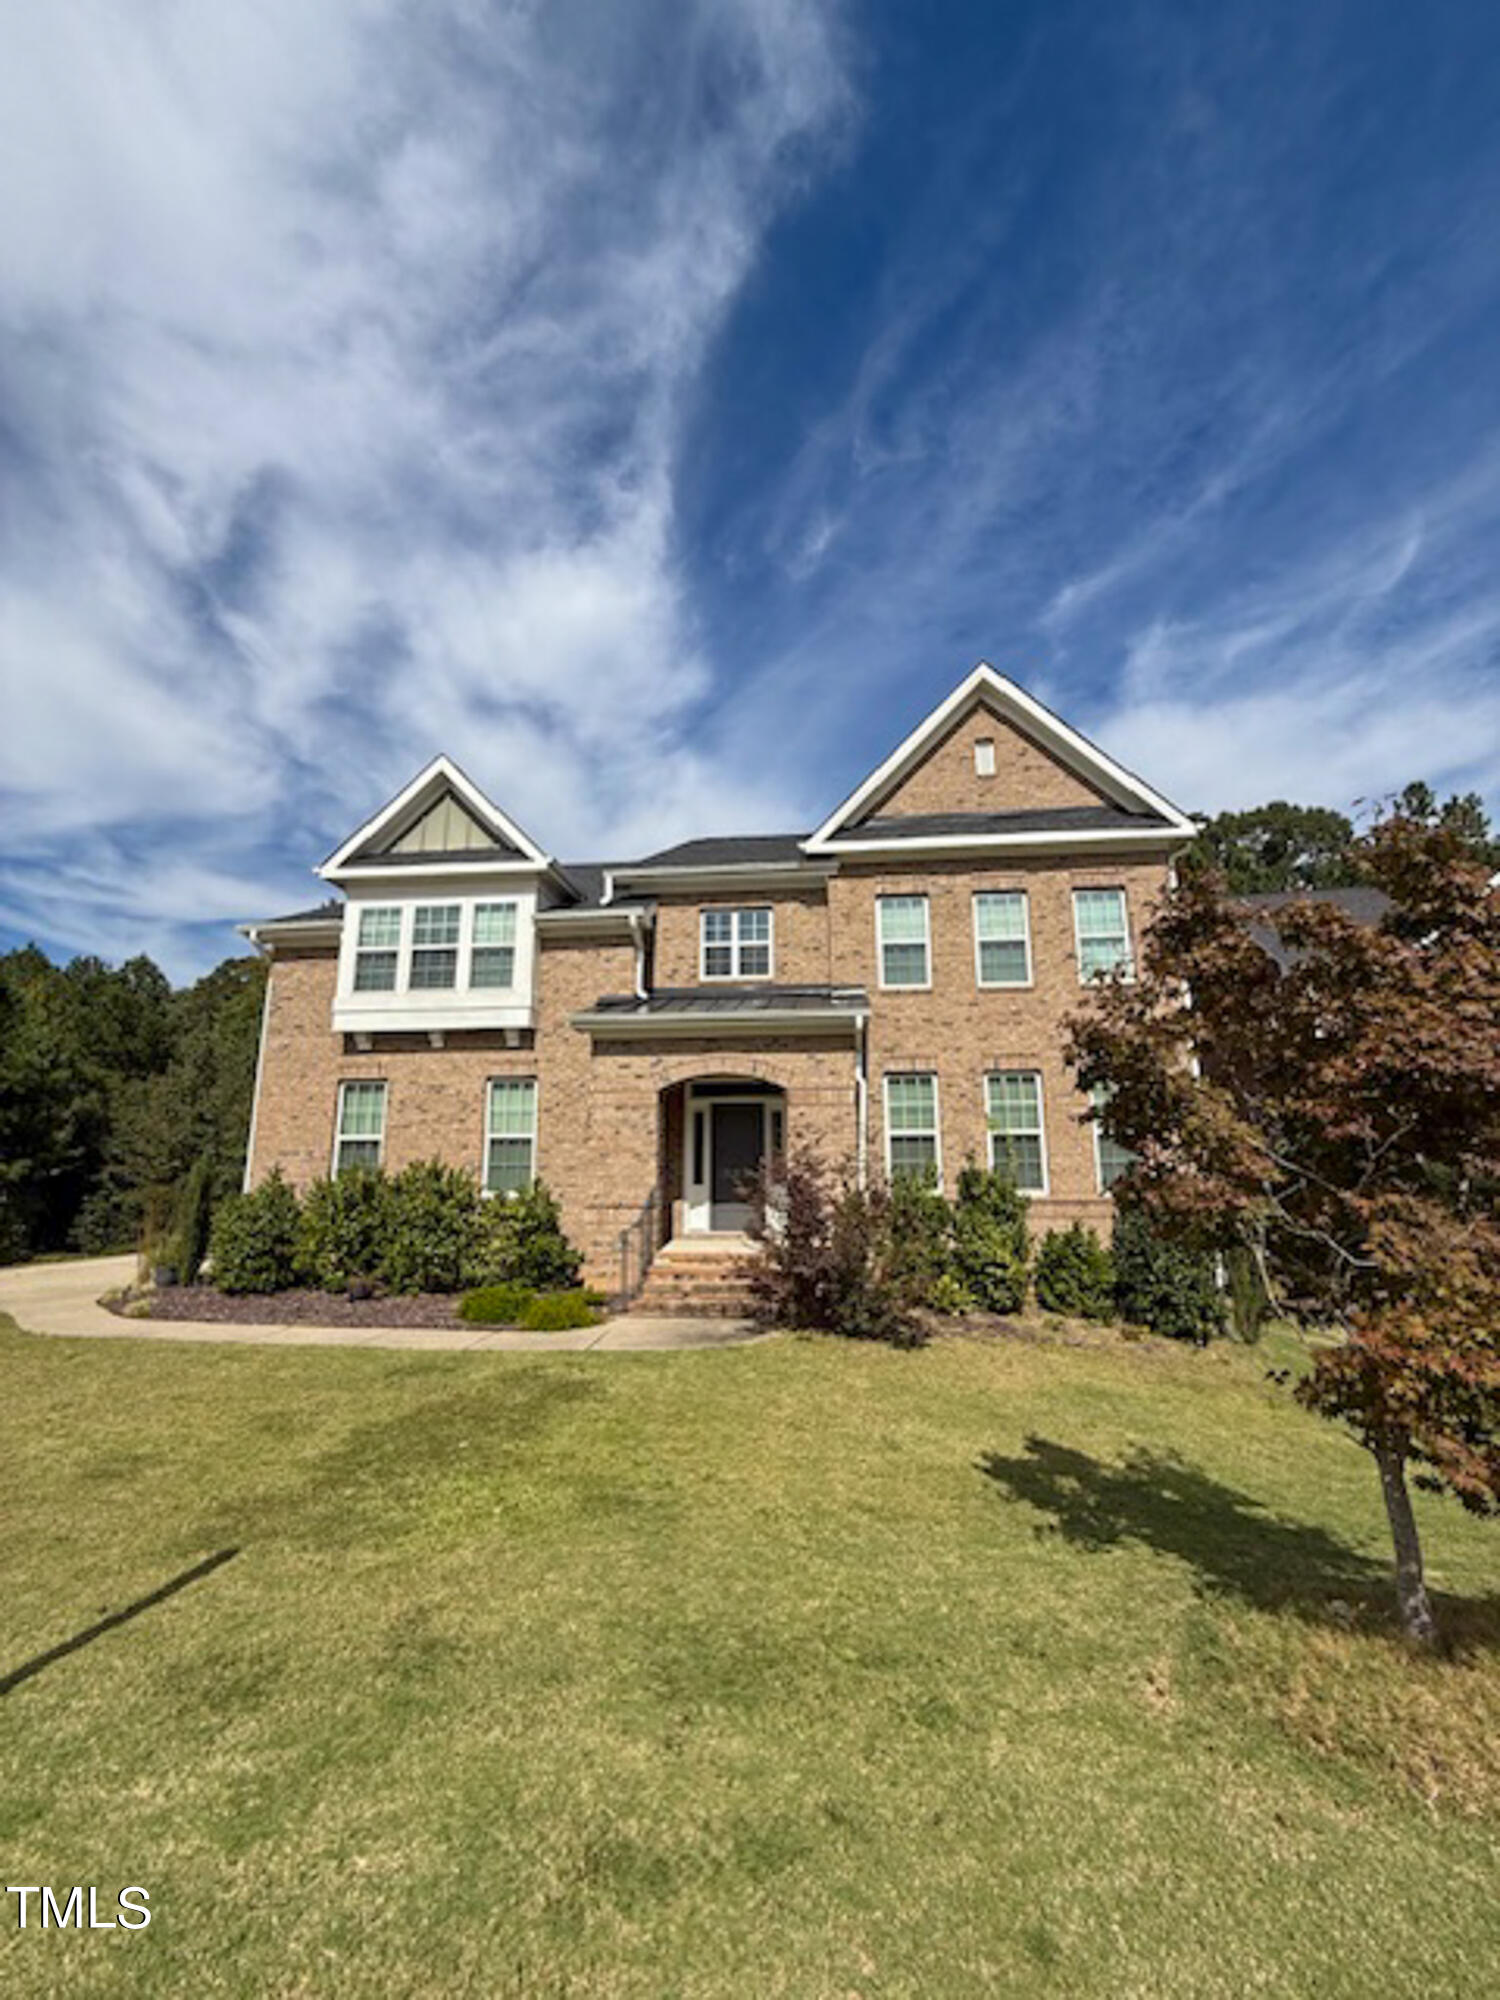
{"left": 1066, "top": 815, "right": 1499, "bottom": 1644}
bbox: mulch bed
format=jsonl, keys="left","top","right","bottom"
{"left": 106, "top": 1286, "right": 467, "bottom": 1328}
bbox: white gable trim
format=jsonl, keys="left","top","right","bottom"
{"left": 801, "top": 663, "right": 1195, "bottom": 853}
{"left": 319, "top": 755, "right": 555, "bottom": 881}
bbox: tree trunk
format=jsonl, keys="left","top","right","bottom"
{"left": 1374, "top": 1444, "right": 1437, "bottom": 1646}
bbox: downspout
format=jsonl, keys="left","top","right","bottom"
{"left": 241, "top": 938, "right": 273, "bottom": 1192}
{"left": 854, "top": 1011, "right": 869, "bottom": 1190}
{"left": 627, "top": 912, "right": 648, "bottom": 1000}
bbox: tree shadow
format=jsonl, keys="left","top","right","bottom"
{"left": 2, "top": 1547, "right": 238, "bottom": 1696}
{"left": 977, "top": 1435, "right": 1393, "bottom": 1626}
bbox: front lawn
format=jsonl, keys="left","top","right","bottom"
{"left": 1, "top": 1318, "right": 1495, "bottom": 1997}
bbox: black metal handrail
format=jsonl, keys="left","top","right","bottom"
{"left": 615, "top": 1188, "right": 658, "bottom": 1304}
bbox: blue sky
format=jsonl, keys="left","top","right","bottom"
{"left": 3, "top": 0, "right": 1499, "bottom": 980}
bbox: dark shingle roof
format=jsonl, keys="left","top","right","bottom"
{"left": 622, "top": 833, "right": 810, "bottom": 869}
{"left": 263, "top": 899, "right": 344, "bottom": 925}
{"left": 587, "top": 983, "right": 868, "bottom": 1018}
{"left": 1239, "top": 886, "right": 1392, "bottom": 968}
{"left": 831, "top": 805, "right": 1173, "bottom": 841}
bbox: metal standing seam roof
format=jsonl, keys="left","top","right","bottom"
{"left": 585, "top": 983, "right": 870, "bottom": 1018}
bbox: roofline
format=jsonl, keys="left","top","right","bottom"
{"left": 327, "top": 858, "right": 567, "bottom": 884}
{"left": 803, "top": 663, "right": 1197, "bottom": 848}
{"left": 607, "top": 859, "right": 837, "bottom": 893}
{"left": 811, "top": 825, "right": 1191, "bottom": 859}
{"left": 239, "top": 916, "right": 343, "bottom": 949}
{"left": 534, "top": 905, "right": 651, "bottom": 933}
{"left": 318, "top": 753, "right": 557, "bottom": 879}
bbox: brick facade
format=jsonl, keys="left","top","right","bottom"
{"left": 868, "top": 701, "right": 1102, "bottom": 818}
{"left": 245, "top": 668, "right": 1188, "bottom": 1285}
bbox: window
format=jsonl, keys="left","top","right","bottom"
{"left": 1091, "top": 1084, "right": 1135, "bottom": 1192}
{"left": 335, "top": 1080, "right": 386, "bottom": 1173}
{"left": 1073, "top": 888, "right": 1131, "bottom": 982}
{"left": 885, "top": 1072, "right": 940, "bottom": 1182}
{"left": 985, "top": 1071, "right": 1047, "bottom": 1192}
{"left": 700, "top": 906, "right": 772, "bottom": 980}
{"left": 485, "top": 1078, "right": 537, "bottom": 1194}
{"left": 877, "top": 895, "right": 930, "bottom": 988}
{"left": 974, "top": 891, "right": 1030, "bottom": 986}
{"left": 410, "top": 903, "right": 460, "bottom": 989}
{"left": 353, "top": 906, "right": 401, "bottom": 991}
{"left": 974, "top": 737, "right": 996, "bottom": 777}
{"left": 471, "top": 902, "right": 517, "bottom": 989}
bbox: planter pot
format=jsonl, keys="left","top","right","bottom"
{"left": 151, "top": 1265, "right": 179, "bottom": 1288}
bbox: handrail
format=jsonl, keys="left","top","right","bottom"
{"left": 615, "top": 1187, "right": 658, "bottom": 1304}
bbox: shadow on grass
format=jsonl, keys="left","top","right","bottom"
{"left": 1, "top": 1548, "right": 238, "bottom": 1696}
{"left": 977, "top": 1435, "right": 1393, "bottom": 1625}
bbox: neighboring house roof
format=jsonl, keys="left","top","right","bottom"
{"left": 1239, "top": 886, "right": 1392, "bottom": 969}
{"left": 824, "top": 805, "right": 1171, "bottom": 843}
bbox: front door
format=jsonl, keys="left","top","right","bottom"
{"left": 683, "top": 1091, "right": 777, "bottom": 1232}
{"left": 711, "top": 1103, "right": 763, "bottom": 1231}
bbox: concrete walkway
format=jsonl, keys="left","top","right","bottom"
{"left": 0, "top": 1255, "right": 764, "bottom": 1353}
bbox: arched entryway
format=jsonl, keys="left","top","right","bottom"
{"left": 661, "top": 1077, "right": 786, "bottom": 1235}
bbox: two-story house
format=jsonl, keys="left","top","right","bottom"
{"left": 242, "top": 664, "right": 1196, "bottom": 1295}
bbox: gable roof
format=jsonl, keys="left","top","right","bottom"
{"left": 802, "top": 663, "right": 1196, "bottom": 855}
{"left": 319, "top": 755, "right": 557, "bottom": 882}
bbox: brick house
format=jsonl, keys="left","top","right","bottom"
{"left": 242, "top": 664, "right": 1196, "bottom": 1294}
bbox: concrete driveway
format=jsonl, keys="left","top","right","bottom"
{"left": 0, "top": 1254, "right": 764, "bottom": 1353}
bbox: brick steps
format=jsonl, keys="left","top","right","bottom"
{"left": 627, "top": 1240, "right": 760, "bottom": 1318}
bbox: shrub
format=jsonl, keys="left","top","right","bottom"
{"left": 952, "top": 1162, "right": 1030, "bottom": 1314}
{"left": 381, "top": 1161, "right": 482, "bottom": 1293}
{"left": 883, "top": 1172, "right": 955, "bottom": 1306}
{"left": 747, "top": 1152, "right": 924, "bottom": 1347}
{"left": 296, "top": 1168, "right": 393, "bottom": 1291}
{"left": 1111, "top": 1207, "right": 1227, "bottom": 1344}
{"left": 927, "top": 1271, "right": 977, "bottom": 1316}
{"left": 209, "top": 1170, "right": 301, "bottom": 1293}
{"left": 169, "top": 1153, "right": 216, "bottom": 1285}
{"left": 466, "top": 1180, "right": 582, "bottom": 1291}
{"left": 458, "top": 1281, "right": 536, "bottom": 1326}
{"left": 520, "top": 1289, "right": 602, "bottom": 1331}
{"left": 1034, "top": 1224, "right": 1115, "bottom": 1320}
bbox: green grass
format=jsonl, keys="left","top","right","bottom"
{"left": 1, "top": 1316, "right": 1495, "bottom": 1999}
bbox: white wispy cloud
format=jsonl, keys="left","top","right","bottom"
{"left": 0, "top": 0, "right": 852, "bottom": 976}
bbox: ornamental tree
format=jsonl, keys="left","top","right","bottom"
{"left": 1066, "top": 815, "right": 1500, "bottom": 1644}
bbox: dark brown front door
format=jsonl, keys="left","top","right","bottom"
{"left": 711, "top": 1102, "right": 763, "bottom": 1216}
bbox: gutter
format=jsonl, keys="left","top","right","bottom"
{"left": 240, "top": 942, "right": 274, "bottom": 1193}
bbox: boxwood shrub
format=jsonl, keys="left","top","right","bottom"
{"left": 458, "top": 1282, "right": 536, "bottom": 1326}
{"left": 208, "top": 1170, "right": 301, "bottom": 1293}
{"left": 519, "top": 1289, "right": 603, "bottom": 1332}
{"left": 1034, "top": 1223, "right": 1115, "bottom": 1320}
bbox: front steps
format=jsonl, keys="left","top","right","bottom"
{"left": 626, "top": 1235, "right": 760, "bottom": 1318}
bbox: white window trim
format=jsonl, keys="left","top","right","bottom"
{"left": 972, "top": 890, "right": 1033, "bottom": 989}
{"left": 698, "top": 905, "right": 775, "bottom": 982}
{"left": 883, "top": 1071, "right": 943, "bottom": 1188}
{"left": 984, "top": 1070, "right": 1049, "bottom": 1196}
{"left": 875, "top": 894, "right": 932, "bottom": 992}
{"left": 469, "top": 900, "right": 519, "bottom": 992}
{"left": 1071, "top": 886, "right": 1133, "bottom": 985}
{"left": 333, "top": 1079, "right": 387, "bottom": 1175}
{"left": 483, "top": 1076, "right": 538, "bottom": 1197}
{"left": 353, "top": 906, "right": 403, "bottom": 992}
